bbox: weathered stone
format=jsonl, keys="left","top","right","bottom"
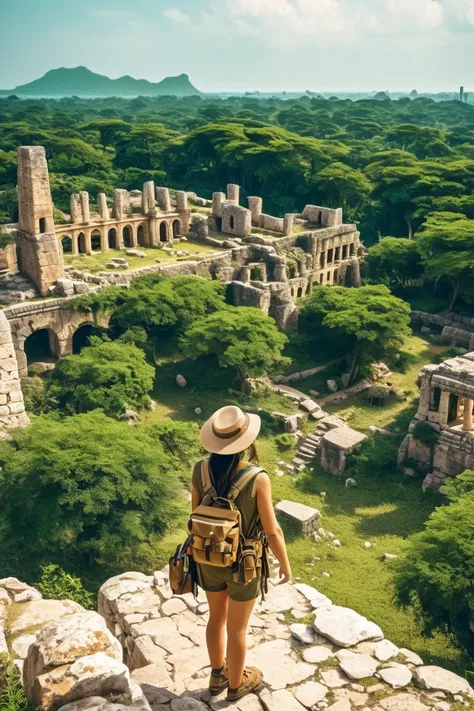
{"left": 130, "top": 636, "right": 167, "bottom": 671}
{"left": 379, "top": 694, "right": 430, "bottom": 711}
{"left": 302, "top": 646, "right": 333, "bottom": 664}
{"left": 260, "top": 689, "right": 307, "bottom": 710}
{"left": 275, "top": 500, "right": 321, "bottom": 536}
{"left": 246, "top": 638, "right": 314, "bottom": 690}
{"left": 12, "top": 633, "right": 37, "bottom": 660}
{"left": 336, "top": 650, "right": 378, "bottom": 680}
{"left": 314, "top": 606, "right": 383, "bottom": 648}
{"left": 373, "top": 640, "right": 399, "bottom": 662}
{"left": 130, "top": 617, "right": 193, "bottom": 654}
{"left": 131, "top": 662, "right": 175, "bottom": 701}
{"left": 170, "top": 699, "right": 209, "bottom": 710}
{"left": 414, "top": 666, "right": 473, "bottom": 696}
{"left": 378, "top": 665, "right": 412, "bottom": 689}
{"left": 320, "top": 669, "right": 349, "bottom": 689}
{"left": 292, "top": 681, "right": 328, "bottom": 707}
{"left": 14, "top": 587, "right": 42, "bottom": 603}
{"left": 397, "top": 648, "right": 423, "bottom": 666}
{"left": 176, "top": 374, "right": 187, "bottom": 388}
{"left": 161, "top": 598, "right": 187, "bottom": 616}
{"left": 294, "top": 584, "right": 332, "bottom": 610}
{"left": 11, "top": 599, "right": 84, "bottom": 635}
{"left": 327, "top": 380, "right": 338, "bottom": 393}
{"left": 290, "top": 624, "right": 315, "bottom": 645}
{"left": 321, "top": 428, "right": 367, "bottom": 476}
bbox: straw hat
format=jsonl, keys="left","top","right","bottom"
{"left": 200, "top": 405, "right": 261, "bottom": 455}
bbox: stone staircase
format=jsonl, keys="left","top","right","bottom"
{"left": 0, "top": 270, "right": 38, "bottom": 305}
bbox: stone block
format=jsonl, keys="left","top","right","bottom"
{"left": 275, "top": 500, "right": 321, "bottom": 536}
{"left": 321, "top": 427, "right": 367, "bottom": 476}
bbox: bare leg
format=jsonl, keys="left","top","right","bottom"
{"left": 226, "top": 597, "right": 257, "bottom": 689}
{"left": 206, "top": 590, "right": 229, "bottom": 670}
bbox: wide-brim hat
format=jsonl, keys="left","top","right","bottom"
{"left": 200, "top": 405, "right": 261, "bottom": 455}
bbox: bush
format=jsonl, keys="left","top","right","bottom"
{"left": 412, "top": 421, "right": 438, "bottom": 446}
{"left": 36, "top": 564, "right": 94, "bottom": 609}
{"left": 363, "top": 384, "right": 393, "bottom": 405}
{"left": 275, "top": 433, "right": 295, "bottom": 450}
{"left": 250, "top": 266, "right": 263, "bottom": 281}
{"left": 0, "top": 655, "right": 29, "bottom": 711}
{"left": 348, "top": 435, "right": 399, "bottom": 478}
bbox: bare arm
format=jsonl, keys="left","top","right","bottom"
{"left": 255, "top": 472, "right": 292, "bottom": 585}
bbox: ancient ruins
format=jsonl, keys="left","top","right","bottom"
{"left": 399, "top": 351, "right": 474, "bottom": 490}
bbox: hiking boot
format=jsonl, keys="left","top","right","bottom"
{"left": 209, "top": 662, "right": 229, "bottom": 696}
{"left": 227, "top": 666, "right": 263, "bottom": 701}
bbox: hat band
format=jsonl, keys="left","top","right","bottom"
{"left": 212, "top": 414, "right": 250, "bottom": 440}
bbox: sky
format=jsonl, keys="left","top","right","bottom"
{"left": 2, "top": 0, "right": 474, "bottom": 93}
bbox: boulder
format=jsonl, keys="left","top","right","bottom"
{"left": 290, "top": 623, "right": 315, "bottom": 645}
{"left": 275, "top": 500, "right": 321, "bottom": 536}
{"left": 10, "top": 599, "right": 84, "bottom": 635}
{"left": 176, "top": 374, "right": 187, "bottom": 388}
{"left": 345, "top": 478, "right": 357, "bottom": 488}
{"left": 378, "top": 664, "right": 412, "bottom": 689}
{"left": 373, "top": 639, "right": 399, "bottom": 662}
{"left": 336, "top": 650, "right": 378, "bottom": 680}
{"left": 397, "top": 648, "right": 423, "bottom": 666}
{"left": 314, "top": 606, "right": 383, "bottom": 648}
{"left": 24, "top": 611, "right": 123, "bottom": 695}
{"left": 126, "top": 249, "right": 146, "bottom": 258}
{"left": 12, "top": 633, "right": 37, "bottom": 660}
{"left": 327, "top": 380, "right": 338, "bottom": 393}
{"left": 55, "top": 279, "right": 75, "bottom": 297}
{"left": 30, "top": 652, "right": 132, "bottom": 711}
{"left": 414, "top": 666, "right": 473, "bottom": 696}
{"left": 321, "top": 428, "right": 367, "bottom": 476}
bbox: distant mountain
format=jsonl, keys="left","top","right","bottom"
{"left": 0, "top": 66, "right": 201, "bottom": 98}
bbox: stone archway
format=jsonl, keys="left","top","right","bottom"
{"left": 108, "top": 228, "right": 117, "bottom": 250}
{"left": 172, "top": 219, "right": 181, "bottom": 238}
{"left": 72, "top": 323, "right": 95, "bottom": 354}
{"left": 24, "top": 328, "right": 60, "bottom": 367}
{"left": 91, "top": 229, "right": 102, "bottom": 252}
{"left": 123, "top": 225, "right": 133, "bottom": 248}
{"left": 137, "top": 224, "right": 146, "bottom": 247}
{"left": 159, "top": 222, "right": 168, "bottom": 243}
{"left": 61, "top": 235, "right": 72, "bottom": 254}
{"left": 78, "top": 233, "right": 87, "bottom": 254}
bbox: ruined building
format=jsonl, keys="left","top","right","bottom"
{"left": 399, "top": 351, "right": 474, "bottom": 490}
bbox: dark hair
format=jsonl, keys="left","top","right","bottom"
{"left": 209, "top": 444, "right": 259, "bottom": 497}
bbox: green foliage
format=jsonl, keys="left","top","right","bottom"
{"left": 36, "top": 564, "right": 94, "bottom": 609}
{"left": 47, "top": 337, "right": 154, "bottom": 416}
{"left": 300, "top": 285, "right": 412, "bottom": 382}
{"left": 348, "top": 434, "right": 399, "bottom": 478}
{"left": 0, "top": 411, "right": 183, "bottom": 575}
{"left": 21, "top": 376, "right": 57, "bottom": 416}
{"left": 412, "top": 421, "right": 439, "bottom": 446}
{"left": 0, "top": 655, "right": 29, "bottom": 711}
{"left": 441, "top": 469, "right": 474, "bottom": 502}
{"left": 367, "top": 237, "right": 423, "bottom": 287}
{"left": 250, "top": 266, "right": 263, "bottom": 281}
{"left": 275, "top": 433, "right": 295, "bottom": 450}
{"left": 147, "top": 419, "right": 202, "bottom": 485}
{"left": 0, "top": 233, "right": 14, "bottom": 249}
{"left": 180, "top": 307, "right": 289, "bottom": 389}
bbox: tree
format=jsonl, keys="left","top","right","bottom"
{"left": 312, "top": 162, "right": 372, "bottom": 216}
{"left": 300, "top": 286, "right": 412, "bottom": 382}
{"left": 416, "top": 212, "right": 474, "bottom": 310}
{"left": 367, "top": 237, "right": 424, "bottom": 288}
{"left": 0, "top": 411, "right": 183, "bottom": 576}
{"left": 394, "top": 470, "right": 474, "bottom": 655}
{"left": 180, "top": 307, "right": 289, "bottom": 391}
{"left": 47, "top": 337, "right": 155, "bottom": 416}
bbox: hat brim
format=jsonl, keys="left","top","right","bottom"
{"left": 200, "top": 412, "right": 261, "bottom": 455}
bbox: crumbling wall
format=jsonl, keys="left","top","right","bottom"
{"left": 0, "top": 311, "right": 29, "bottom": 429}
{"left": 302, "top": 205, "right": 343, "bottom": 228}
{"left": 222, "top": 204, "right": 252, "bottom": 238}
{"left": 15, "top": 230, "right": 64, "bottom": 296}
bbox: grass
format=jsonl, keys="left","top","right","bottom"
{"left": 63, "top": 243, "right": 223, "bottom": 273}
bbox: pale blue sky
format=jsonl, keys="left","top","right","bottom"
{"left": 3, "top": 0, "right": 474, "bottom": 93}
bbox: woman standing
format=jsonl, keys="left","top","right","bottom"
{"left": 191, "top": 405, "right": 292, "bottom": 702}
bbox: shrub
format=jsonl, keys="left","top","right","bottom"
{"left": 275, "top": 433, "right": 295, "bottom": 450}
{"left": 250, "top": 266, "right": 263, "bottom": 281}
{"left": 0, "top": 655, "right": 29, "bottom": 711}
{"left": 36, "top": 564, "right": 94, "bottom": 609}
{"left": 412, "top": 421, "right": 438, "bottom": 446}
{"left": 348, "top": 435, "right": 399, "bottom": 478}
{"left": 0, "top": 234, "right": 14, "bottom": 250}
{"left": 363, "top": 384, "right": 392, "bottom": 405}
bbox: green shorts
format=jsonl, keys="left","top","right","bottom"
{"left": 197, "top": 564, "right": 261, "bottom": 602}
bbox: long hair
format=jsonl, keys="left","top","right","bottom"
{"left": 209, "top": 444, "right": 259, "bottom": 498}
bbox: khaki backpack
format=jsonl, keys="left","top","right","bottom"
{"left": 188, "top": 459, "right": 268, "bottom": 585}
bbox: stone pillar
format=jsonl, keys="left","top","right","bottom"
{"left": 17, "top": 146, "right": 55, "bottom": 235}
{"left": 464, "top": 399, "right": 473, "bottom": 431}
{"left": 0, "top": 312, "right": 29, "bottom": 429}
{"left": 212, "top": 192, "right": 226, "bottom": 218}
{"left": 283, "top": 213, "right": 295, "bottom": 236}
{"left": 70, "top": 194, "right": 82, "bottom": 224}
{"left": 274, "top": 263, "right": 287, "bottom": 282}
{"left": 438, "top": 390, "right": 450, "bottom": 425}
{"left": 156, "top": 187, "right": 171, "bottom": 212}
{"left": 131, "top": 226, "right": 138, "bottom": 248}
{"left": 72, "top": 234, "right": 79, "bottom": 256}
{"left": 227, "top": 184, "right": 240, "bottom": 205}
{"left": 85, "top": 230, "right": 93, "bottom": 255}
{"left": 248, "top": 197, "right": 263, "bottom": 226}
{"left": 97, "top": 193, "right": 109, "bottom": 221}
{"left": 142, "top": 181, "right": 155, "bottom": 215}
{"left": 80, "top": 192, "right": 90, "bottom": 224}
{"left": 113, "top": 189, "right": 130, "bottom": 220}
{"left": 350, "top": 256, "right": 361, "bottom": 287}
{"left": 148, "top": 215, "right": 159, "bottom": 246}
{"left": 176, "top": 191, "right": 188, "bottom": 212}
{"left": 100, "top": 230, "right": 108, "bottom": 252}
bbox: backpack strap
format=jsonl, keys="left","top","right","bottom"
{"left": 201, "top": 459, "right": 217, "bottom": 497}
{"left": 227, "top": 466, "right": 265, "bottom": 503}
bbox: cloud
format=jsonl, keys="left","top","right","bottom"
{"left": 386, "top": 0, "right": 443, "bottom": 30}
{"left": 163, "top": 8, "right": 190, "bottom": 24}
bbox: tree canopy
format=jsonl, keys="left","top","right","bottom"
{"left": 367, "top": 237, "right": 424, "bottom": 288}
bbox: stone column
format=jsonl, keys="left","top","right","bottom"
{"left": 248, "top": 197, "right": 263, "bottom": 226}
{"left": 283, "top": 213, "right": 295, "bottom": 236}
{"left": 70, "top": 194, "right": 82, "bottom": 224}
{"left": 0, "top": 312, "right": 29, "bottom": 429}
{"left": 212, "top": 192, "right": 226, "bottom": 218}
{"left": 72, "top": 234, "right": 79, "bottom": 256}
{"left": 142, "top": 181, "right": 155, "bottom": 215}
{"left": 176, "top": 191, "right": 188, "bottom": 212}
{"left": 85, "top": 230, "right": 93, "bottom": 255}
{"left": 97, "top": 193, "right": 109, "bottom": 221}
{"left": 148, "top": 215, "right": 159, "bottom": 246}
{"left": 113, "top": 190, "right": 129, "bottom": 221}
{"left": 156, "top": 187, "right": 171, "bottom": 212}
{"left": 100, "top": 230, "right": 108, "bottom": 252}
{"left": 80, "top": 192, "right": 90, "bottom": 224}
{"left": 464, "top": 399, "right": 473, "bottom": 431}
{"left": 131, "top": 226, "right": 138, "bottom": 248}
{"left": 350, "top": 256, "right": 361, "bottom": 287}
{"left": 438, "top": 390, "right": 450, "bottom": 425}
{"left": 227, "top": 184, "right": 240, "bottom": 205}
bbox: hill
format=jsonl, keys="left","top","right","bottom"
{"left": 0, "top": 66, "right": 201, "bottom": 97}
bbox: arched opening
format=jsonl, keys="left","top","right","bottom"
{"left": 91, "top": 229, "right": 102, "bottom": 252}
{"left": 61, "top": 235, "right": 72, "bottom": 254}
{"left": 297, "top": 287, "right": 303, "bottom": 299}
{"left": 123, "top": 225, "right": 133, "bottom": 248}
{"left": 25, "top": 329, "right": 59, "bottom": 367}
{"left": 39, "top": 217, "right": 46, "bottom": 233}
{"left": 230, "top": 215, "right": 235, "bottom": 230}
{"left": 172, "top": 219, "right": 181, "bottom": 238}
{"left": 78, "top": 232, "right": 87, "bottom": 254}
{"left": 160, "top": 222, "right": 168, "bottom": 243}
{"left": 137, "top": 224, "right": 146, "bottom": 246}
{"left": 72, "top": 323, "right": 96, "bottom": 354}
{"left": 108, "top": 228, "right": 117, "bottom": 250}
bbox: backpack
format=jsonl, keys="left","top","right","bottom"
{"left": 188, "top": 459, "right": 269, "bottom": 587}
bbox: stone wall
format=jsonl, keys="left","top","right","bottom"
{"left": 222, "top": 204, "right": 252, "bottom": 238}
{"left": 15, "top": 230, "right": 65, "bottom": 296}
{"left": 0, "top": 311, "right": 29, "bottom": 428}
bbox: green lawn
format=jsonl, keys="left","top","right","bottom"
{"left": 64, "top": 243, "right": 223, "bottom": 273}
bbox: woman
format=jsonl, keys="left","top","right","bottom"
{"left": 191, "top": 405, "right": 292, "bottom": 702}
